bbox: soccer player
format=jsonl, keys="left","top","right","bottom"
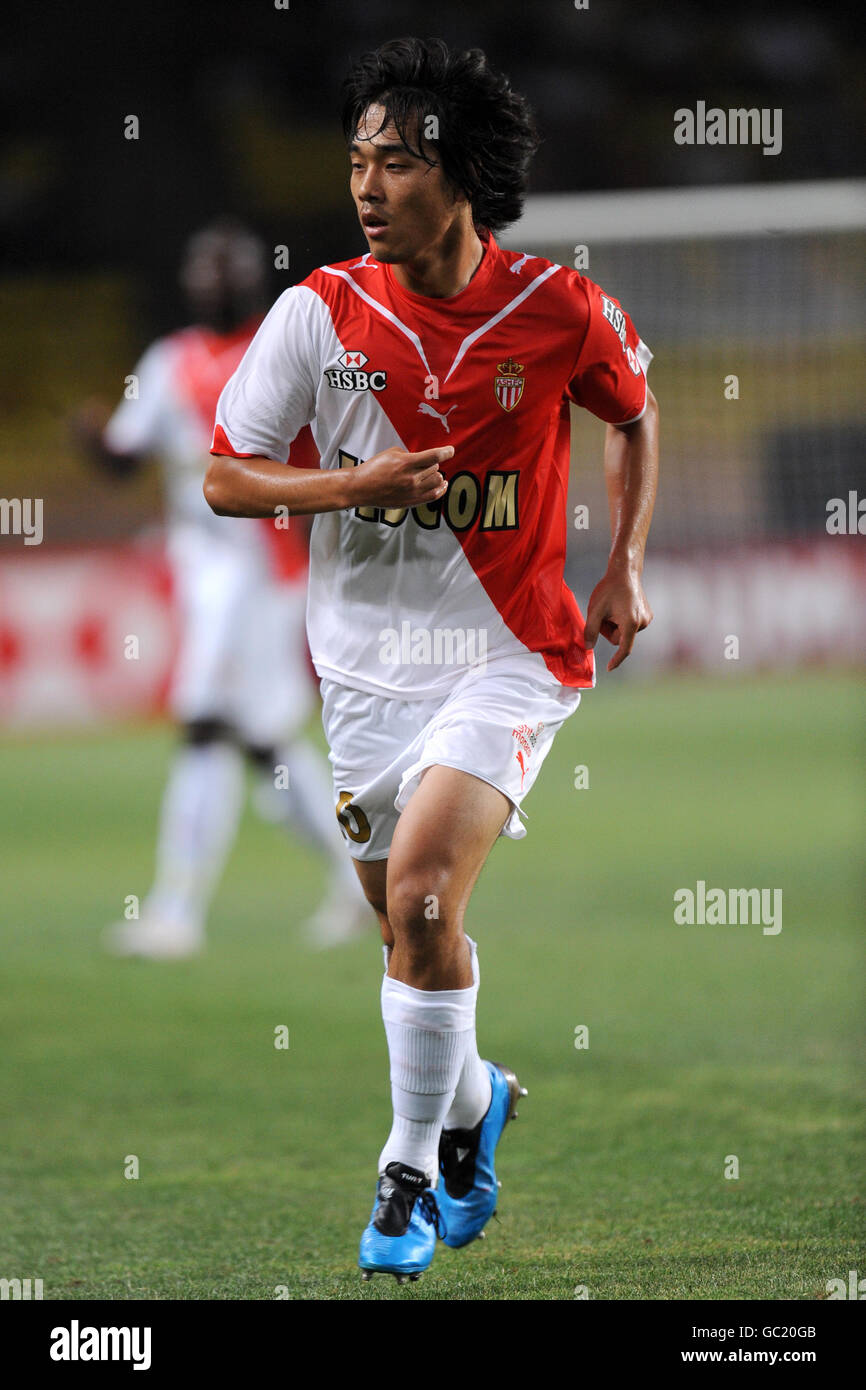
{"left": 205, "top": 39, "right": 658, "bottom": 1282}
{"left": 74, "top": 221, "right": 371, "bottom": 957}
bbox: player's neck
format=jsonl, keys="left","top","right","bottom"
{"left": 391, "top": 220, "right": 486, "bottom": 300}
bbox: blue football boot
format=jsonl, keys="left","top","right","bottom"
{"left": 436, "top": 1060, "right": 526, "bottom": 1249}
{"left": 359, "top": 1161, "right": 445, "bottom": 1284}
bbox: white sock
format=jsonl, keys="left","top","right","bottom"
{"left": 378, "top": 971, "right": 478, "bottom": 1183}
{"left": 443, "top": 936, "right": 492, "bottom": 1131}
{"left": 144, "top": 742, "right": 245, "bottom": 932}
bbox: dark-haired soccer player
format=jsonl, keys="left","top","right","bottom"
{"left": 205, "top": 37, "right": 658, "bottom": 1283}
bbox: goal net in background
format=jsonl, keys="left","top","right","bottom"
{"left": 503, "top": 180, "right": 866, "bottom": 673}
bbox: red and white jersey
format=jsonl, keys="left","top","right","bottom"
{"left": 212, "top": 231, "right": 651, "bottom": 697}
{"left": 105, "top": 320, "right": 311, "bottom": 580}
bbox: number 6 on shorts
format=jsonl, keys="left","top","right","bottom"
{"left": 336, "top": 790, "right": 371, "bottom": 844}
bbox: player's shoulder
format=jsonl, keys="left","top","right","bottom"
{"left": 139, "top": 325, "right": 218, "bottom": 381}
{"left": 239, "top": 281, "right": 336, "bottom": 347}
{"left": 126, "top": 331, "right": 183, "bottom": 379}
{"left": 156, "top": 325, "right": 202, "bottom": 356}
{"left": 299, "top": 250, "right": 384, "bottom": 296}
{"left": 497, "top": 245, "right": 596, "bottom": 315}
{"left": 553, "top": 265, "right": 631, "bottom": 317}
{"left": 496, "top": 243, "right": 558, "bottom": 278}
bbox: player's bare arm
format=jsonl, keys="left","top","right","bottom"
{"left": 70, "top": 397, "right": 143, "bottom": 476}
{"left": 583, "top": 386, "right": 659, "bottom": 672}
{"left": 204, "top": 443, "right": 452, "bottom": 518}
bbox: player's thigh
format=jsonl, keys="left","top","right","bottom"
{"left": 387, "top": 765, "right": 510, "bottom": 926}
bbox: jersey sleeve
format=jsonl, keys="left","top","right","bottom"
{"left": 211, "top": 286, "right": 320, "bottom": 464}
{"left": 565, "top": 277, "right": 653, "bottom": 425}
{"left": 102, "top": 340, "right": 172, "bottom": 456}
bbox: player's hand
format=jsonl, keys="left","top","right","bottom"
{"left": 583, "top": 561, "right": 653, "bottom": 672}
{"left": 68, "top": 397, "right": 112, "bottom": 450}
{"left": 352, "top": 445, "right": 452, "bottom": 509}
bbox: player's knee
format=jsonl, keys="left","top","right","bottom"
{"left": 243, "top": 741, "right": 276, "bottom": 771}
{"left": 182, "top": 716, "right": 234, "bottom": 746}
{"left": 387, "top": 866, "right": 456, "bottom": 943}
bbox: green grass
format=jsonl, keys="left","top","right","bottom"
{"left": 0, "top": 673, "right": 862, "bottom": 1300}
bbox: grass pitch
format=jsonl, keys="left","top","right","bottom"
{"left": 0, "top": 673, "right": 862, "bottom": 1300}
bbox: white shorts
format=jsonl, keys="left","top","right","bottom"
{"left": 320, "top": 662, "right": 583, "bottom": 861}
{"left": 168, "top": 525, "right": 313, "bottom": 746}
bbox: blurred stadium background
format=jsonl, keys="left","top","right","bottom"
{"left": 0, "top": 0, "right": 863, "bottom": 1300}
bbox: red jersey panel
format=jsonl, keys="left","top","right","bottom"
{"left": 211, "top": 232, "right": 651, "bottom": 697}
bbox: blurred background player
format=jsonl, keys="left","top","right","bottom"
{"left": 73, "top": 220, "right": 371, "bottom": 956}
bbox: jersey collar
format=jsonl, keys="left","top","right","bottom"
{"left": 383, "top": 229, "right": 500, "bottom": 310}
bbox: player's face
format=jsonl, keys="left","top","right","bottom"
{"left": 180, "top": 234, "right": 264, "bottom": 331}
{"left": 350, "top": 106, "right": 465, "bottom": 264}
{"left": 182, "top": 246, "right": 229, "bottom": 321}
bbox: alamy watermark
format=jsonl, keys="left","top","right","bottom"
{"left": 1, "top": 1276, "right": 43, "bottom": 1300}
{"left": 826, "top": 1269, "right": 866, "bottom": 1299}
{"left": 50, "top": 1322, "right": 152, "bottom": 1370}
{"left": 826, "top": 491, "right": 865, "bottom": 535}
{"left": 0, "top": 498, "right": 43, "bottom": 545}
{"left": 378, "top": 622, "right": 487, "bottom": 670}
{"left": 674, "top": 102, "right": 782, "bottom": 156}
{"left": 674, "top": 880, "right": 782, "bottom": 935}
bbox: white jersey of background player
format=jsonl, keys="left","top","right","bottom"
{"left": 76, "top": 222, "right": 370, "bottom": 956}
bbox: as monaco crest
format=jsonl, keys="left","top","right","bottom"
{"left": 494, "top": 356, "right": 525, "bottom": 412}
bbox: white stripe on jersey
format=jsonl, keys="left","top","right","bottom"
{"left": 320, "top": 266, "right": 433, "bottom": 376}
{"left": 443, "top": 263, "right": 561, "bottom": 384}
{"left": 322, "top": 261, "right": 563, "bottom": 389}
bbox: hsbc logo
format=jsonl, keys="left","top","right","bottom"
{"left": 600, "top": 296, "right": 628, "bottom": 349}
{"left": 600, "top": 298, "right": 643, "bottom": 376}
{"left": 325, "top": 351, "right": 387, "bottom": 393}
{"left": 324, "top": 349, "right": 387, "bottom": 392}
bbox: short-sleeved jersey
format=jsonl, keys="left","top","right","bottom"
{"left": 211, "top": 231, "right": 651, "bottom": 698}
{"left": 105, "top": 320, "right": 312, "bottom": 579}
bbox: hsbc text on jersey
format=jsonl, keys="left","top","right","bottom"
{"left": 324, "top": 368, "right": 388, "bottom": 392}
{"left": 600, "top": 296, "right": 629, "bottom": 349}
{"left": 600, "top": 297, "right": 643, "bottom": 376}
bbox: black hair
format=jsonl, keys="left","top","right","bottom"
{"left": 341, "top": 37, "right": 539, "bottom": 235}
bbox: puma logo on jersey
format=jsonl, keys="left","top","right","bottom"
{"left": 417, "top": 401, "right": 457, "bottom": 432}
